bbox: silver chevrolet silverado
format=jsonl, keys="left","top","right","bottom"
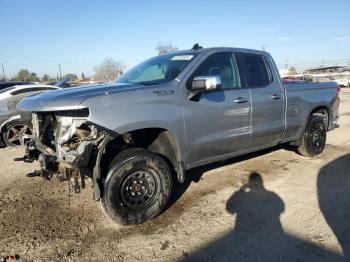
{"left": 17, "top": 45, "right": 340, "bottom": 225}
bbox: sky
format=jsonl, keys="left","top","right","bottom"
{"left": 0, "top": 0, "right": 349, "bottom": 78}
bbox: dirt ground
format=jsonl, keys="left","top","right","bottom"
{"left": 1, "top": 90, "right": 350, "bottom": 262}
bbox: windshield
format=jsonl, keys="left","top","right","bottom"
{"left": 116, "top": 53, "right": 197, "bottom": 85}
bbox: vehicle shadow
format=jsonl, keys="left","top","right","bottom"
{"left": 183, "top": 172, "right": 343, "bottom": 261}
{"left": 318, "top": 153, "right": 350, "bottom": 260}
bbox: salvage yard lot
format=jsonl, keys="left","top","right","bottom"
{"left": 1, "top": 90, "right": 350, "bottom": 261}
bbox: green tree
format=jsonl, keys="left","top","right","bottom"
{"left": 42, "top": 74, "right": 50, "bottom": 82}
{"left": 17, "top": 69, "right": 31, "bottom": 81}
{"left": 287, "top": 66, "right": 298, "bottom": 75}
{"left": 29, "top": 72, "right": 40, "bottom": 82}
{"left": 82, "top": 72, "right": 85, "bottom": 80}
{"left": 16, "top": 69, "right": 40, "bottom": 82}
{"left": 64, "top": 73, "right": 77, "bottom": 81}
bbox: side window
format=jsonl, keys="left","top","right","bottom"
{"left": 240, "top": 53, "right": 272, "bottom": 87}
{"left": 38, "top": 87, "right": 57, "bottom": 91}
{"left": 10, "top": 87, "right": 56, "bottom": 95}
{"left": 192, "top": 53, "right": 241, "bottom": 89}
{"left": 10, "top": 88, "right": 41, "bottom": 96}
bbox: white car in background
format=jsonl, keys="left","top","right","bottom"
{"left": 0, "top": 84, "right": 60, "bottom": 101}
{"left": 335, "top": 78, "right": 350, "bottom": 88}
{"left": 0, "top": 77, "right": 73, "bottom": 147}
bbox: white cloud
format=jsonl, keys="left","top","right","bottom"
{"left": 333, "top": 35, "right": 350, "bottom": 43}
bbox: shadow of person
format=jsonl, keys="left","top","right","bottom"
{"left": 227, "top": 172, "right": 284, "bottom": 232}
{"left": 318, "top": 153, "right": 350, "bottom": 260}
{"left": 185, "top": 172, "right": 343, "bottom": 261}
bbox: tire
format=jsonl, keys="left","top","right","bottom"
{"left": 2, "top": 121, "right": 33, "bottom": 147}
{"left": 100, "top": 148, "right": 173, "bottom": 225}
{"left": 297, "top": 116, "right": 326, "bottom": 157}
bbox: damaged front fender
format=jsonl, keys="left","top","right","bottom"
{"left": 92, "top": 135, "right": 114, "bottom": 200}
{"left": 23, "top": 109, "right": 118, "bottom": 191}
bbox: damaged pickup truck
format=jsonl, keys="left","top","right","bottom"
{"left": 17, "top": 45, "right": 340, "bottom": 225}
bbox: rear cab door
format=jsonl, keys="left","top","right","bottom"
{"left": 236, "top": 52, "right": 285, "bottom": 147}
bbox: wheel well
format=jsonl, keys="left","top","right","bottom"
{"left": 0, "top": 119, "right": 32, "bottom": 133}
{"left": 99, "top": 128, "right": 183, "bottom": 182}
{"left": 309, "top": 106, "right": 330, "bottom": 130}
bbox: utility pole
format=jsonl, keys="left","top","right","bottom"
{"left": 285, "top": 59, "right": 288, "bottom": 70}
{"left": 261, "top": 45, "right": 266, "bottom": 51}
{"left": 1, "top": 63, "right": 5, "bottom": 81}
{"left": 58, "top": 64, "right": 62, "bottom": 78}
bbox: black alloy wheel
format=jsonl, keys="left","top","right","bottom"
{"left": 297, "top": 115, "right": 326, "bottom": 157}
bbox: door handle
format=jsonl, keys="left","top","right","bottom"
{"left": 271, "top": 94, "right": 282, "bottom": 100}
{"left": 234, "top": 97, "right": 248, "bottom": 104}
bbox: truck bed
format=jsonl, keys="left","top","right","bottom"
{"left": 282, "top": 82, "right": 339, "bottom": 141}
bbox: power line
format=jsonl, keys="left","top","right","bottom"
{"left": 260, "top": 35, "right": 342, "bottom": 48}
{"left": 0, "top": 54, "right": 101, "bottom": 64}
{"left": 0, "top": 34, "right": 347, "bottom": 66}
{"left": 0, "top": 54, "right": 143, "bottom": 64}
{"left": 276, "top": 58, "right": 350, "bottom": 67}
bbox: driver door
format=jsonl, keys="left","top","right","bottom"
{"left": 182, "top": 52, "right": 252, "bottom": 166}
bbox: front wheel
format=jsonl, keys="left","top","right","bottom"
{"left": 2, "top": 121, "right": 33, "bottom": 147}
{"left": 100, "top": 148, "right": 173, "bottom": 225}
{"left": 297, "top": 116, "right": 326, "bottom": 157}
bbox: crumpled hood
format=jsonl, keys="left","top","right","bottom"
{"left": 17, "top": 82, "right": 142, "bottom": 112}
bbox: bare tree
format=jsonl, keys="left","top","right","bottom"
{"left": 155, "top": 42, "right": 178, "bottom": 55}
{"left": 94, "top": 58, "right": 126, "bottom": 82}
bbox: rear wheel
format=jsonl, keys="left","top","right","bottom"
{"left": 100, "top": 148, "right": 173, "bottom": 225}
{"left": 297, "top": 116, "right": 326, "bottom": 157}
{"left": 3, "top": 121, "right": 33, "bottom": 147}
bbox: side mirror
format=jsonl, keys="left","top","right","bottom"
{"left": 190, "top": 76, "right": 221, "bottom": 91}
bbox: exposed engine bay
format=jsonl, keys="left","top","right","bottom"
{"left": 23, "top": 109, "right": 113, "bottom": 194}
